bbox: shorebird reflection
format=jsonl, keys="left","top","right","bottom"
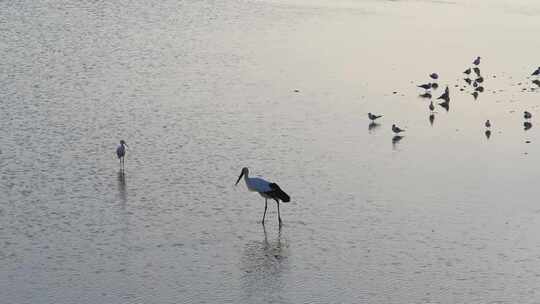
{"left": 392, "top": 135, "right": 404, "bottom": 149}
{"left": 118, "top": 170, "right": 127, "bottom": 203}
{"left": 429, "top": 113, "right": 435, "bottom": 126}
{"left": 524, "top": 121, "right": 533, "bottom": 131}
{"left": 485, "top": 130, "right": 491, "bottom": 139}
{"left": 368, "top": 122, "right": 381, "bottom": 132}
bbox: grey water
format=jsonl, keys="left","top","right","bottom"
{"left": 2, "top": 0, "right": 540, "bottom": 303}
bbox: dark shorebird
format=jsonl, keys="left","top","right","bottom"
{"left": 464, "top": 78, "right": 472, "bottom": 85}
{"left": 464, "top": 68, "right": 471, "bottom": 75}
{"left": 473, "top": 56, "right": 481, "bottom": 65}
{"left": 524, "top": 111, "right": 532, "bottom": 119}
{"left": 473, "top": 67, "right": 481, "bottom": 77}
{"left": 429, "top": 113, "right": 435, "bottom": 126}
{"left": 429, "top": 101, "right": 435, "bottom": 111}
{"left": 438, "top": 100, "right": 450, "bottom": 111}
{"left": 116, "top": 140, "right": 128, "bottom": 170}
{"left": 429, "top": 73, "right": 439, "bottom": 80}
{"left": 472, "top": 92, "right": 479, "bottom": 100}
{"left": 532, "top": 67, "right": 540, "bottom": 76}
{"left": 368, "top": 112, "right": 383, "bottom": 122}
{"left": 485, "top": 130, "right": 491, "bottom": 139}
{"left": 418, "top": 83, "right": 432, "bottom": 90}
{"left": 392, "top": 124, "right": 405, "bottom": 134}
{"left": 437, "top": 86, "right": 450, "bottom": 102}
{"left": 485, "top": 120, "right": 491, "bottom": 128}
{"left": 524, "top": 121, "right": 533, "bottom": 130}
{"left": 235, "top": 167, "right": 290, "bottom": 225}
{"left": 476, "top": 77, "right": 484, "bottom": 83}
{"left": 475, "top": 86, "right": 484, "bottom": 92}
{"left": 533, "top": 79, "right": 540, "bottom": 86}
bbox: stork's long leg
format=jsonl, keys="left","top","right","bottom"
{"left": 276, "top": 200, "right": 282, "bottom": 224}
{"left": 262, "top": 199, "right": 268, "bottom": 224}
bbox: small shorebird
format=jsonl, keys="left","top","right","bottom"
{"left": 368, "top": 112, "right": 383, "bottom": 122}
{"left": 429, "top": 101, "right": 435, "bottom": 111}
{"left": 464, "top": 78, "right": 472, "bottom": 85}
{"left": 485, "top": 120, "right": 491, "bottom": 128}
{"left": 418, "top": 83, "right": 431, "bottom": 90}
{"left": 473, "top": 67, "right": 481, "bottom": 77}
{"left": 116, "top": 140, "right": 128, "bottom": 170}
{"left": 532, "top": 67, "right": 540, "bottom": 76}
{"left": 437, "top": 86, "right": 450, "bottom": 102}
{"left": 524, "top": 111, "right": 532, "bottom": 119}
{"left": 473, "top": 56, "right": 481, "bottom": 65}
{"left": 429, "top": 73, "right": 439, "bottom": 80}
{"left": 392, "top": 124, "right": 405, "bottom": 134}
{"left": 464, "top": 68, "right": 471, "bottom": 75}
{"left": 524, "top": 121, "right": 533, "bottom": 130}
{"left": 235, "top": 167, "right": 290, "bottom": 225}
{"left": 419, "top": 92, "right": 432, "bottom": 98}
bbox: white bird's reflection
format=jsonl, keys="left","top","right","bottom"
{"left": 118, "top": 170, "right": 127, "bottom": 204}
{"left": 240, "top": 225, "right": 289, "bottom": 302}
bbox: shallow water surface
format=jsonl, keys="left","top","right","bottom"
{"left": 2, "top": 0, "right": 540, "bottom": 303}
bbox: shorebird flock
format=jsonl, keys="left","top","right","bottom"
{"left": 113, "top": 57, "right": 539, "bottom": 225}
{"left": 369, "top": 57, "right": 539, "bottom": 141}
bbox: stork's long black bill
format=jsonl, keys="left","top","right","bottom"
{"left": 235, "top": 171, "right": 244, "bottom": 186}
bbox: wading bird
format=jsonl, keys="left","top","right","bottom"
{"left": 368, "top": 112, "right": 383, "bottom": 122}
{"left": 437, "top": 86, "right": 450, "bottom": 102}
{"left": 116, "top": 140, "right": 128, "bottom": 170}
{"left": 418, "top": 83, "right": 432, "bottom": 90}
{"left": 235, "top": 167, "right": 290, "bottom": 225}
{"left": 392, "top": 124, "right": 405, "bottom": 134}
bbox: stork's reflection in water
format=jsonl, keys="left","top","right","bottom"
{"left": 240, "top": 225, "right": 290, "bottom": 302}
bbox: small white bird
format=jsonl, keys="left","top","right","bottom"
{"left": 392, "top": 124, "right": 405, "bottom": 134}
{"left": 116, "top": 140, "right": 128, "bottom": 170}
{"left": 524, "top": 111, "right": 532, "bottom": 119}
{"left": 368, "top": 112, "right": 383, "bottom": 122}
{"left": 485, "top": 120, "right": 491, "bottom": 128}
{"left": 235, "top": 167, "right": 290, "bottom": 224}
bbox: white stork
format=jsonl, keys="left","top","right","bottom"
{"left": 116, "top": 140, "right": 128, "bottom": 170}
{"left": 235, "top": 167, "right": 290, "bottom": 224}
